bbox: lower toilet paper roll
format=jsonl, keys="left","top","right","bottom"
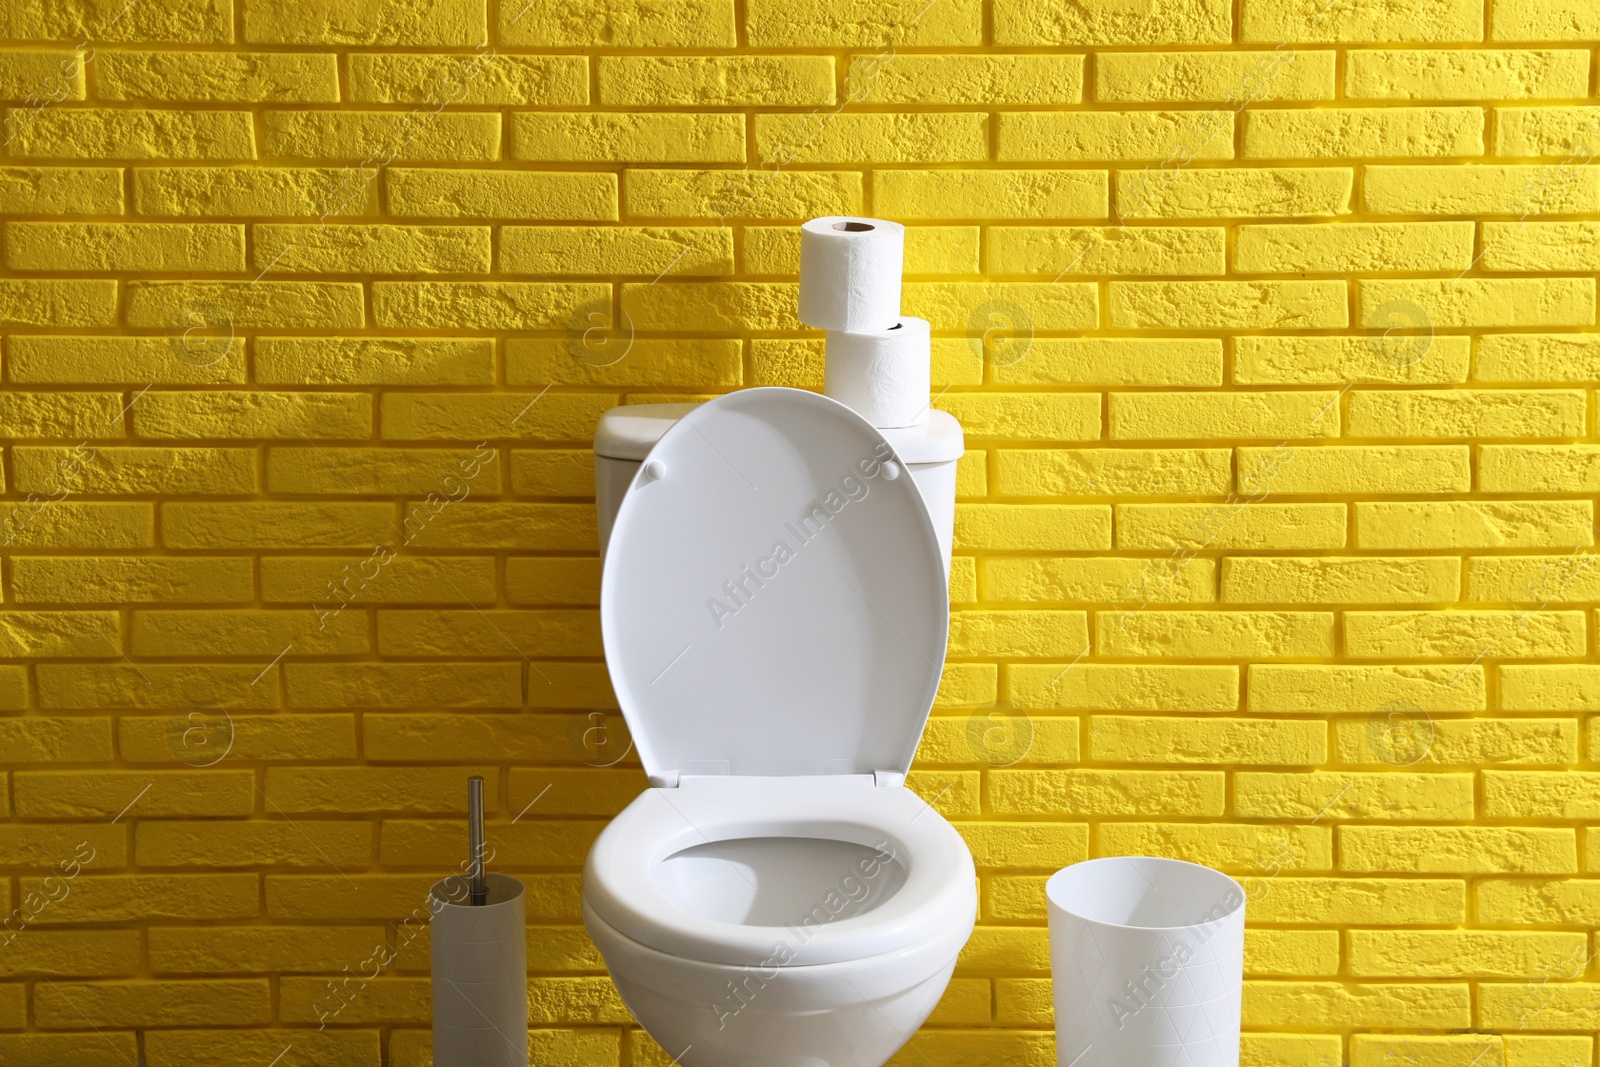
{"left": 431, "top": 873, "right": 529, "bottom": 1067}
{"left": 824, "top": 317, "right": 931, "bottom": 428}
{"left": 798, "top": 216, "right": 905, "bottom": 332}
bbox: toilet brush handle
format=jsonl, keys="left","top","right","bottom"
{"left": 467, "top": 776, "right": 487, "bottom": 906}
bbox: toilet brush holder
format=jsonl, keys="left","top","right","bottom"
{"left": 431, "top": 778, "right": 528, "bottom": 1067}
{"left": 1046, "top": 856, "right": 1245, "bottom": 1067}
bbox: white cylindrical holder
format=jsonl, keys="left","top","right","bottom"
{"left": 431, "top": 873, "right": 529, "bottom": 1067}
{"left": 824, "top": 316, "right": 931, "bottom": 428}
{"left": 1046, "top": 857, "right": 1245, "bottom": 1067}
{"left": 798, "top": 216, "right": 905, "bottom": 332}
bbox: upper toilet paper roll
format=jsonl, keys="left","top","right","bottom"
{"left": 824, "top": 316, "right": 931, "bottom": 429}
{"left": 798, "top": 216, "right": 905, "bottom": 332}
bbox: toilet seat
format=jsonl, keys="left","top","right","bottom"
{"left": 583, "top": 775, "right": 974, "bottom": 967}
{"left": 600, "top": 388, "right": 949, "bottom": 787}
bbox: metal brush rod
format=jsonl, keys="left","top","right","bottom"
{"left": 467, "top": 776, "right": 487, "bottom": 906}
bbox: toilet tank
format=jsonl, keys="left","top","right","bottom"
{"left": 593, "top": 402, "right": 964, "bottom": 574}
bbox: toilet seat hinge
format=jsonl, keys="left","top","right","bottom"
{"left": 873, "top": 770, "right": 905, "bottom": 788}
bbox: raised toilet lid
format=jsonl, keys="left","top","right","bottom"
{"left": 600, "top": 388, "right": 949, "bottom": 786}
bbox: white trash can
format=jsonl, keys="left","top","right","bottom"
{"left": 1046, "top": 856, "right": 1245, "bottom": 1067}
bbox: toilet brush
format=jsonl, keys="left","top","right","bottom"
{"left": 431, "top": 776, "right": 529, "bottom": 1067}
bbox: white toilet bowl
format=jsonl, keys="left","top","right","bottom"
{"left": 583, "top": 389, "right": 974, "bottom": 1066}
{"left": 584, "top": 776, "right": 975, "bottom": 1066}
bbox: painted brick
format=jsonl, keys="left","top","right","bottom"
{"left": 1345, "top": 610, "right": 1586, "bottom": 659}
{"left": 1101, "top": 823, "right": 1332, "bottom": 871}
{"left": 1501, "top": 666, "right": 1600, "bottom": 712}
{"left": 349, "top": 54, "right": 587, "bottom": 105}
{"left": 1098, "top": 611, "right": 1334, "bottom": 659}
{"left": 1238, "top": 445, "right": 1471, "bottom": 495}
{"left": 1240, "top": 877, "right": 1466, "bottom": 925}
{"left": 1235, "top": 220, "right": 1473, "bottom": 273}
{"left": 1357, "top": 500, "right": 1593, "bottom": 550}
{"left": 1111, "top": 280, "right": 1347, "bottom": 329}
{"left": 1347, "top": 49, "right": 1589, "bottom": 100}
{"left": 1347, "top": 717, "right": 1580, "bottom": 766}
{"left": 387, "top": 168, "right": 617, "bottom": 220}
{"left": 6, "top": 221, "right": 243, "bottom": 272}
{"left": 255, "top": 337, "right": 493, "bottom": 386}
{"left": 133, "top": 166, "right": 378, "bottom": 217}
{"left": 854, "top": 54, "right": 1084, "bottom": 104}
{"left": 988, "top": 228, "right": 1226, "bottom": 277}
{"left": 16, "top": 770, "right": 253, "bottom": 818}
{"left": 98, "top": 50, "right": 340, "bottom": 102}
{"left": 1480, "top": 984, "right": 1600, "bottom": 1030}
{"left": 1244, "top": 981, "right": 1471, "bottom": 1029}
{"left": 1341, "top": 826, "right": 1577, "bottom": 874}
{"left": 996, "top": 447, "right": 1231, "bottom": 496}
{"left": 0, "top": 280, "right": 117, "bottom": 326}
{"left": 1, "top": 0, "right": 230, "bottom": 41}
{"left": 8, "top": 337, "right": 243, "bottom": 385}
{"left": 1497, "top": 107, "right": 1600, "bottom": 158}
{"left": 263, "top": 557, "right": 495, "bottom": 606}
{"left": 995, "top": 0, "right": 1229, "bottom": 45}
{"left": 1250, "top": 664, "right": 1486, "bottom": 713}
{"left": 1364, "top": 164, "right": 1600, "bottom": 215}
{"left": 1118, "top": 166, "right": 1353, "bottom": 218}
{"left": 1223, "top": 556, "right": 1462, "bottom": 604}
{"left": 1493, "top": 0, "right": 1600, "bottom": 41}
{"left": 1117, "top": 502, "right": 1346, "bottom": 550}
{"left": 1467, "top": 555, "right": 1600, "bottom": 603}
{"left": 1350, "top": 1036, "right": 1506, "bottom": 1066}
{"left": 1235, "top": 771, "right": 1474, "bottom": 821}
{"left": 600, "top": 56, "right": 833, "bottom": 106}
{"left": 0, "top": 166, "right": 122, "bottom": 214}
{"left": 748, "top": 0, "right": 981, "bottom": 46}
{"left": 1241, "top": 0, "right": 1482, "bottom": 43}
{"left": 1347, "top": 389, "right": 1586, "bottom": 438}
{"left": 877, "top": 170, "right": 1108, "bottom": 220}
{"left": 243, "top": 0, "right": 487, "bottom": 45}
{"left": 253, "top": 224, "right": 490, "bottom": 275}
{"left": 759, "top": 113, "right": 988, "bottom": 165}
{"left": 1098, "top": 51, "right": 1335, "bottom": 103}
{"left": 1089, "top": 717, "right": 1325, "bottom": 765}
{"left": 1111, "top": 391, "right": 1341, "bottom": 440}
{"left": 1233, "top": 335, "right": 1471, "bottom": 384}
{"left": 9, "top": 108, "right": 255, "bottom": 160}
{"left": 1363, "top": 278, "right": 1595, "bottom": 329}
{"left": 513, "top": 113, "right": 744, "bottom": 164}
{"left": 120, "top": 713, "right": 358, "bottom": 764}
{"left": 984, "top": 557, "right": 1217, "bottom": 604}
{"left": 500, "top": 0, "right": 731, "bottom": 46}
{"left": 1243, "top": 107, "right": 1483, "bottom": 159}
{"left": 998, "top": 111, "right": 1234, "bottom": 161}
{"left": 34, "top": 979, "right": 270, "bottom": 1028}
{"left": 627, "top": 169, "right": 861, "bottom": 220}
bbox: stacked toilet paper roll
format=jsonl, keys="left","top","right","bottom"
{"left": 799, "top": 216, "right": 929, "bottom": 428}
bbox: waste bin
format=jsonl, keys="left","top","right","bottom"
{"left": 1046, "top": 856, "right": 1245, "bottom": 1067}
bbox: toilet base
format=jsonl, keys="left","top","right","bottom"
{"left": 584, "top": 902, "right": 971, "bottom": 1067}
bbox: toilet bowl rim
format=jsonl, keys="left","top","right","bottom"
{"left": 583, "top": 895, "right": 975, "bottom": 989}
{"left": 582, "top": 776, "right": 976, "bottom": 967}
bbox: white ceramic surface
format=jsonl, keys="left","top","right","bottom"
{"left": 584, "top": 775, "right": 975, "bottom": 966}
{"left": 824, "top": 316, "right": 932, "bottom": 429}
{"left": 1046, "top": 857, "right": 1246, "bottom": 1067}
{"left": 592, "top": 403, "right": 963, "bottom": 570}
{"left": 586, "top": 382, "right": 974, "bottom": 1067}
{"left": 797, "top": 215, "right": 904, "bottom": 332}
{"left": 431, "top": 873, "right": 529, "bottom": 1067}
{"left": 600, "top": 387, "right": 948, "bottom": 787}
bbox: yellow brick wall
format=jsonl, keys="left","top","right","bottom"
{"left": 0, "top": 0, "right": 1598, "bottom": 1064}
